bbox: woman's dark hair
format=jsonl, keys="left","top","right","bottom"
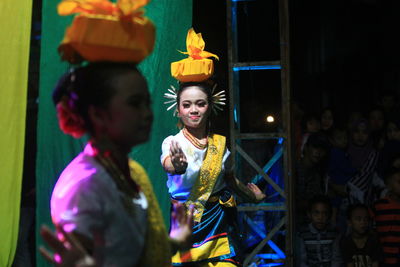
{"left": 305, "top": 132, "right": 330, "bottom": 152}
{"left": 349, "top": 118, "right": 370, "bottom": 133}
{"left": 368, "top": 105, "right": 385, "bottom": 113}
{"left": 300, "top": 112, "right": 320, "bottom": 133}
{"left": 346, "top": 203, "right": 369, "bottom": 220}
{"left": 320, "top": 107, "right": 335, "bottom": 121}
{"left": 53, "top": 62, "right": 139, "bottom": 136}
{"left": 177, "top": 81, "right": 213, "bottom": 107}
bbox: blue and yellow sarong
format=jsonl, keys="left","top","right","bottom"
{"left": 172, "top": 192, "right": 240, "bottom": 266}
{"left": 171, "top": 134, "right": 241, "bottom": 266}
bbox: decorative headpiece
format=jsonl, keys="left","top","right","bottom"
{"left": 164, "top": 83, "right": 226, "bottom": 116}
{"left": 55, "top": 1, "right": 155, "bottom": 138}
{"left": 57, "top": 0, "right": 155, "bottom": 64}
{"left": 170, "top": 28, "right": 219, "bottom": 82}
{"left": 164, "top": 28, "right": 226, "bottom": 115}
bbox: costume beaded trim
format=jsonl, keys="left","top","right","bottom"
{"left": 182, "top": 127, "right": 208, "bottom": 150}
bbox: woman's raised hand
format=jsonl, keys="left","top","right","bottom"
{"left": 169, "top": 202, "right": 194, "bottom": 250}
{"left": 39, "top": 225, "right": 96, "bottom": 267}
{"left": 169, "top": 140, "right": 188, "bottom": 174}
{"left": 247, "top": 183, "right": 266, "bottom": 202}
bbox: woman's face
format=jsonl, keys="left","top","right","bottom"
{"left": 100, "top": 71, "right": 153, "bottom": 149}
{"left": 387, "top": 122, "right": 400, "bottom": 141}
{"left": 308, "top": 203, "right": 330, "bottom": 231}
{"left": 304, "top": 145, "right": 326, "bottom": 164}
{"left": 369, "top": 110, "right": 385, "bottom": 131}
{"left": 321, "top": 110, "right": 333, "bottom": 130}
{"left": 332, "top": 130, "right": 348, "bottom": 149}
{"left": 348, "top": 208, "right": 369, "bottom": 235}
{"left": 352, "top": 124, "right": 369, "bottom": 147}
{"left": 307, "top": 119, "right": 321, "bottom": 133}
{"left": 178, "top": 86, "right": 210, "bottom": 129}
{"left": 347, "top": 112, "right": 362, "bottom": 130}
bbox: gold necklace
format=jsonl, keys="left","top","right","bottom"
{"left": 95, "top": 153, "right": 139, "bottom": 196}
{"left": 183, "top": 127, "right": 208, "bottom": 149}
{"left": 94, "top": 151, "right": 143, "bottom": 216}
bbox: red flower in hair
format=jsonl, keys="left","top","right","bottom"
{"left": 56, "top": 98, "right": 86, "bottom": 138}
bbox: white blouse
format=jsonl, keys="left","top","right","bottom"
{"left": 161, "top": 130, "right": 231, "bottom": 201}
{"left": 51, "top": 144, "right": 148, "bottom": 266}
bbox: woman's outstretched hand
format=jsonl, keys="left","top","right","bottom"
{"left": 169, "top": 202, "right": 194, "bottom": 251}
{"left": 169, "top": 140, "right": 188, "bottom": 174}
{"left": 247, "top": 183, "right": 266, "bottom": 202}
{"left": 39, "top": 225, "right": 96, "bottom": 267}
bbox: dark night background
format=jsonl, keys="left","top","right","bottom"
{"left": 28, "top": 0, "right": 400, "bottom": 143}
{"left": 192, "top": 0, "right": 400, "bottom": 135}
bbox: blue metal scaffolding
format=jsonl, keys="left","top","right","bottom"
{"left": 226, "top": 0, "right": 294, "bottom": 266}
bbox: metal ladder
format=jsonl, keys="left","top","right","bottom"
{"left": 226, "top": 0, "right": 294, "bottom": 266}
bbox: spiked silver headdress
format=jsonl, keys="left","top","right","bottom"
{"left": 163, "top": 84, "right": 226, "bottom": 116}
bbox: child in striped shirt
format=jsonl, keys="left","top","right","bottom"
{"left": 371, "top": 166, "right": 400, "bottom": 266}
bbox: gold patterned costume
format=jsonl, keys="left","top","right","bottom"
{"left": 161, "top": 131, "right": 239, "bottom": 266}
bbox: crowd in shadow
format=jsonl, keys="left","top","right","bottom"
{"left": 294, "top": 90, "right": 400, "bottom": 266}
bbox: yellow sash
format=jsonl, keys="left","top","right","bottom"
{"left": 185, "top": 134, "right": 226, "bottom": 222}
{"left": 129, "top": 160, "right": 172, "bottom": 267}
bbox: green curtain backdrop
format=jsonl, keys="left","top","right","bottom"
{"left": 36, "top": 0, "right": 192, "bottom": 266}
{"left": 0, "top": 0, "right": 32, "bottom": 266}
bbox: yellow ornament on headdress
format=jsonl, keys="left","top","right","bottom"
{"left": 171, "top": 28, "right": 219, "bottom": 82}
{"left": 58, "top": 0, "right": 155, "bottom": 64}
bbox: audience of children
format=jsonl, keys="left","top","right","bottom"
{"left": 295, "top": 97, "right": 400, "bottom": 266}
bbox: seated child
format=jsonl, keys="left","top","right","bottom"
{"left": 346, "top": 119, "right": 379, "bottom": 205}
{"left": 340, "top": 204, "right": 383, "bottom": 267}
{"left": 298, "top": 112, "right": 321, "bottom": 158}
{"left": 295, "top": 133, "right": 330, "bottom": 226}
{"left": 327, "top": 128, "right": 357, "bottom": 231}
{"left": 371, "top": 166, "right": 400, "bottom": 266}
{"left": 296, "top": 195, "right": 342, "bottom": 267}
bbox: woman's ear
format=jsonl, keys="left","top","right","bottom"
{"left": 88, "top": 105, "right": 108, "bottom": 132}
